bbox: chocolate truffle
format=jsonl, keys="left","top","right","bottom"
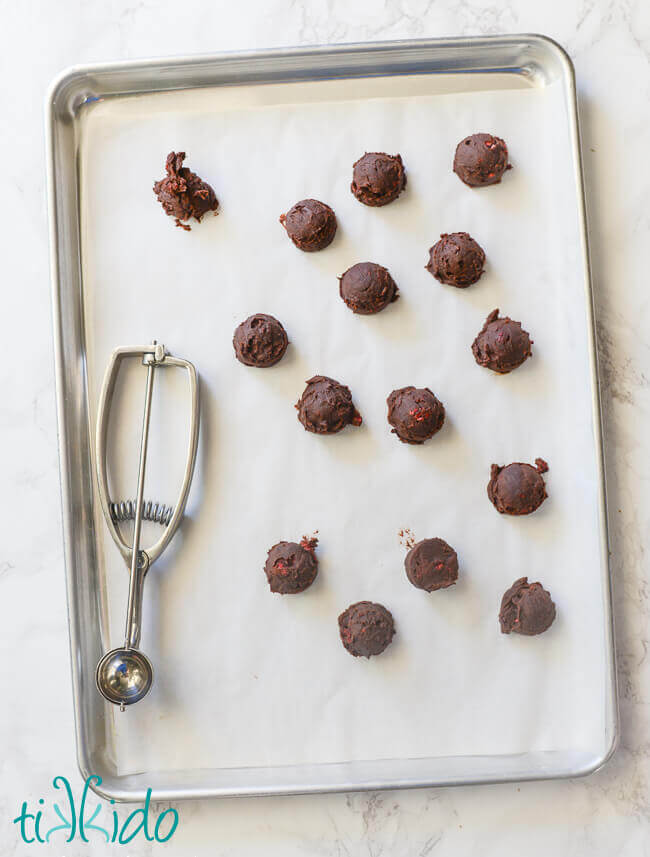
{"left": 339, "top": 262, "right": 399, "bottom": 314}
{"left": 472, "top": 308, "right": 532, "bottom": 374}
{"left": 499, "top": 577, "right": 556, "bottom": 636}
{"left": 296, "top": 376, "right": 362, "bottom": 434}
{"left": 426, "top": 232, "right": 486, "bottom": 287}
{"left": 387, "top": 387, "right": 445, "bottom": 444}
{"left": 488, "top": 458, "right": 549, "bottom": 516}
{"left": 405, "top": 538, "right": 459, "bottom": 592}
{"left": 338, "top": 601, "right": 395, "bottom": 658}
{"left": 233, "top": 314, "right": 288, "bottom": 367}
{"left": 153, "top": 151, "right": 219, "bottom": 230}
{"left": 453, "top": 133, "right": 511, "bottom": 188}
{"left": 279, "top": 199, "right": 337, "bottom": 251}
{"left": 351, "top": 152, "right": 406, "bottom": 206}
{"left": 264, "top": 538, "right": 318, "bottom": 594}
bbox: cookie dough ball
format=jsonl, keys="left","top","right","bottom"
{"left": 405, "top": 538, "right": 459, "bottom": 592}
{"left": 279, "top": 199, "right": 337, "bottom": 251}
{"left": 233, "top": 314, "right": 288, "bottom": 367}
{"left": 153, "top": 152, "right": 218, "bottom": 230}
{"left": 338, "top": 601, "right": 395, "bottom": 658}
{"left": 472, "top": 309, "right": 532, "bottom": 374}
{"left": 339, "top": 262, "right": 399, "bottom": 314}
{"left": 499, "top": 577, "right": 556, "bottom": 635}
{"left": 453, "top": 133, "right": 511, "bottom": 187}
{"left": 488, "top": 458, "right": 549, "bottom": 516}
{"left": 296, "top": 376, "right": 362, "bottom": 434}
{"left": 264, "top": 538, "right": 318, "bottom": 594}
{"left": 351, "top": 152, "right": 406, "bottom": 206}
{"left": 387, "top": 387, "right": 445, "bottom": 444}
{"left": 426, "top": 232, "right": 486, "bottom": 287}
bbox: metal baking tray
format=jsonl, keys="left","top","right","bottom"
{"left": 47, "top": 34, "right": 618, "bottom": 801}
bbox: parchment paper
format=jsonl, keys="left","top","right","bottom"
{"left": 79, "top": 71, "right": 608, "bottom": 776}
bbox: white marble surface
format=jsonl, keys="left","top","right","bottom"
{"left": 1, "top": 0, "right": 649, "bottom": 854}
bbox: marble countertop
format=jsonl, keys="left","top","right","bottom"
{"left": 2, "top": 0, "right": 649, "bottom": 854}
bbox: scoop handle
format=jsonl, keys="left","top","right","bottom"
{"left": 95, "top": 343, "right": 200, "bottom": 569}
{"left": 124, "top": 552, "right": 148, "bottom": 649}
{"left": 123, "top": 355, "right": 155, "bottom": 649}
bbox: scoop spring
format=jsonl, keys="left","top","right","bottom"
{"left": 110, "top": 499, "right": 174, "bottom": 526}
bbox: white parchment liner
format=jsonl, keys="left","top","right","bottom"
{"left": 79, "top": 72, "right": 607, "bottom": 775}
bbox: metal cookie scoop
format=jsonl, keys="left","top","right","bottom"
{"left": 95, "top": 342, "right": 199, "bottom": 709}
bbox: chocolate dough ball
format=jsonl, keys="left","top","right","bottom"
{"left": 296, "top": 376, "right": 362, "bottom": 434}
{"left": 153, "top": 151, "right": 219, "bottom": 230}
{"left": 499, "top": 577, "right": 556, "bottom": 636}
{"left": 387, "top": 387, "right": 445, "bottom": 444}
{"left": 453, "top": 133, "right": 511, "bottom": 188}
{"left": 472, "top": 309, "right": 532, "bottom": 374}
{"left": 339, "top": 262, "right": 399, "bottom": 314}
{"left": 279, "top": 199, "right": 337, "bottom": 251}
{"left": 405, "top": 538, "right": 459, "bottom": 592}
{"left": 426, "top": 232, "right": 486, "bottom": 287}
{"left": 338, "top": 601, "right": 395, "bottom": 658}
{"left": 351, "top": 152, "right": 406, "bottom": 206}
{"left": 233, "top": 314, "right": 288, "bottom": 367}
{"left": 488, "top": 459, "right": 549, "bottom": 516}
{"left": 264, "top": 538, "right": 318, "bottom": 594}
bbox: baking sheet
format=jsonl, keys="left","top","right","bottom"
{"left": 78, "top": 71, "right": 608, "bottom": 777}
